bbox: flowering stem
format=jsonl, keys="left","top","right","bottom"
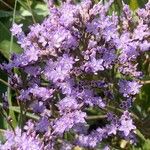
{"left": 0, "top": 78, "right": 16, "bottom": 90}
{"left": 107, "top": 105, "right": 140, "bottom": 121}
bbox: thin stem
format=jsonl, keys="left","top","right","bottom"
{"left": 19, "top": 101, "right": 23, "bottom": 130}
{"left": 0, "top": 128, "right": 6, "bottom": 133}
{"left": 0, "top": 107, "right": 15, "bottom": 134}
{"left": 7, "top": 0, "right": 18, "bottom": 128}
{"left": 141, "top": 80, "right": 150, "bottom": 84}
{"left": 86, "top": 115, "right": 107, "bottom": 120}
{"left": 0, "top": 103, "right": 40, "bottom": 120}
{"left": 0, "top": 0, "right": 14, "bottom": 10}
{"left": 0, "top": 79, "right": 15, "bottom": 90}
{"left": 18, "top": 0, "right": 29, "bottom": 10}
{"left": 10, "top": 0, "right": 18, "bottom": 53}
{"left": 26, "top": 0, "right": 36, "bottom": 24}
{"left": 107, "top": 105, "right": 140, "bottom": 121}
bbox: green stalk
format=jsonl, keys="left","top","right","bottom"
{"left": 8, "top": 0, "right": 18, "bottom": 128}
{"left": 0, "top": 103, "right": 40, "bottom": 120}
{"left": 0, "top": 0, "right": 14, "bottom": 10}
{"left": 26, "top": 0, "right": 36, "bottom": 24}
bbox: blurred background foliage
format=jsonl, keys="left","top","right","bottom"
{"left": 0, "top": 0, "right": 150, "bottom": 149}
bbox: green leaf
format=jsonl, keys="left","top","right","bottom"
{"left": 129, "top": 0, "right": 139, "bottom": 10}
{"left": 0, "top": 10, "right": 13, "bottom": 18}
{"left": 20, "top": 7, "right": 32, "bottom": 17}
{"left": 0, "top": 21, "right": 10, "bottom": 41}
{"left": 0, "top": 40, "right": 22, "bottom": 59}
{"left": 123, "top": 0, "right": 139, "bottom": 10}
{"left": 33, "top": 3, "right": 48, "bottom": 17}
{"left": 137, "top": 0, "right": 148, "bottom": 8}
{"left": 143, "top": 140, "right": 150, "bottom": 150}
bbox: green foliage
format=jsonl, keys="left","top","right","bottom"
{"left": 123, "top": 0, "right": 148, "bottom": 9}
{"left": 0, "top": 40, "right": 22, "bottom": 59}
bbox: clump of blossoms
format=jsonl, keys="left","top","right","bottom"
{"left": 0, "top": 0, "right": 150, "bottom": 149}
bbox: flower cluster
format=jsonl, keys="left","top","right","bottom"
{"left": 1, "top": 0, "right": 150, "bottom": 149}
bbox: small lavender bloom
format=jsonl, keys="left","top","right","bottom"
{"left": 133, "top": 20, "right": 149, "bottom": 40}
{"left": 103, "top": 146, "right": 110, "bottom": 150}
{"left": 118, "top": 111, "right": 136, "bottom": 136}
{"left": 106, "top": 124, "right": 118, "bottom": 135}
{"left": 119, "top": 80, "right": 142, "bottom": 97}
{"left": 57, "top": 96, "right": 79, "bottom": 114}
{"left": 59, "top": 3, "right": 78, "bottom": 27}
{"left": 36, "top": 117, "right": 50, "bottom": 132}
{"left": 57, "top": 79, "right": 75, "bottom": 95}
{"left": 77, "top": 127, "right": 107, "bottom": 148}
{"left": 9, "top": 46, "right": 39, "bottom": 68}
{"left": 77, "top": 134, "right": 89, "bottom": 147}
{"left": 92, "top": 96, "right": 106, "bottom": 108}
{"left": 44, "top": 54, "right": 74, "bottom": 82}
{"left": 23, "top": 46, "right": 39, "bottom": 63}
{"left": 140, "top": 40, "right": 150, "bottom": 52}
{"left": 122, "top": 4, "right": 132, "bottom": 19}
{"left": 53, "top": 110, "right": 86, "bottom": 134}
{"left": 18, "top": 84, "right": 54, "bottom": 101}
{"left": 30, "top": 84, "right": 54, "bottom": 101}
{"left": 73, "top": 123, "right": 88, "bottom": 134}
{"left": 120, "top": 98, "right": 132, "bottom": 110}
{"left": 1, "top": 128, "right": 43, "bottom": 150}
{"left": 136, "top": 8, "right": 149, "bottom": 19}
{"left": 60, "top": 141, "right": 73, "bottom": 150}
{"left": 10, "top": 23, "right": 23, "bottom": 36}
{"left": 119, "top": 62, "right": 142, "bottom": 77}
{"left": 84, "top": 58, "right": 104, "bottom": 74}
{"left": 24, "top": 66, "right": 41, "bottom": 77}
{"left": 31, "top": 101, "right": 45, "bottom": 113}
{"left": 52, "top": 26, "right": 78, "bottom": 49}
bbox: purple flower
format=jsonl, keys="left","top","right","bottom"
{"left": 1, "top": 128, "right": 43, "bottom": 150}
{"left": 10, "top": 23, "right": 23, "bottom": 36}
{"left": 36, "top": 117, "right": 50, "bottom": 132}
{"left": 118, "top": 111, "right": 136, "bottom": 136}
{"left": 77, "top": 127, "right": 107, "bottom": 148}
{"left": 53, "top": 110, "right": 86, "bottom": 134}
{"left": 59, "top": 3, "right": 78, "bottom": 27}
{"left": 106, "top": 124, "right": 118, "bottom": 135}
{"left": 84, "top": 58, "right": 104, "bottom": 74}
{"left": 24, "top": 66, "right": 41, "bottom": 77}
{"left": 44, "top": 54, "right": 74, "bottom": 82}
{"left": 31, "top": 101, "right": 45, "bottom": 113}
{"left": 18, "top": 84, "right": 54, "bottom": 101}
{"left": 57, "top": 96, "right": 79, "bottom": 114}
{"left": 119, "top": 80, "right": 142, "bottom": 97}
{"left": 133, "top": 20, "right": 149, "bottom": 41}
{"left": 57, "top": 79, "right": 75, "bottom": 95}
{"left": 60, "top": 141, "right": 73, "bottom": 150}
{"left": 52, "top": 26, "right": 78, "bottom": 49}
{"left": 103, "top": 146, "right": 110, "bottom": 150}
{"left": 140, "top": 40, "right": 150, "bottom": 52}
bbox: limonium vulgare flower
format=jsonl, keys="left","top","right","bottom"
{"left": 0, "top": 0, "right": 150, "bottom": 149}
